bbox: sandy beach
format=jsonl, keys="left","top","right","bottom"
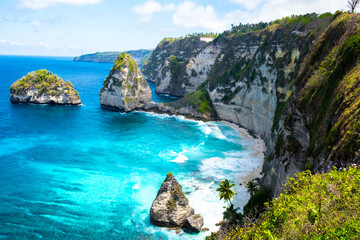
{"left": 221, "top": 121, "right": 266, "bottom": 183}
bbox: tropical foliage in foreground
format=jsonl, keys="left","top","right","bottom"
{"left": 226, "top": 167, "right": 360, "bottom": 239}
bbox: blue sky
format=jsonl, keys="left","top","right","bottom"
{"left": 0, "top": 0, "right": 345, "bottom": 56}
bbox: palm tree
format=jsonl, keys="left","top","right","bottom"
{"left": 216, "top": 179, "right": 236, "bottom": 205}
{"left": 246, "top": 180, "right": 259, "bottom": 196}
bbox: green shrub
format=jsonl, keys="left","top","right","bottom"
{"left": 227, "top": 168, "right": 360, "bottom": 239}
{"left": 167, "top": 199, "right": 175, "bottom": 213}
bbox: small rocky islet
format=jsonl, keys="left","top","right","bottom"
{"left": 10, "top": 69, "right": 81, "bottom": 105}
{"left": 150, "top": 172, "right": 204, "bottom": 233}
{"left": 99, "top": 52, "right": 151, "bottom": 111}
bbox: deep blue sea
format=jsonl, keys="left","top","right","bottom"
{"left": 0, "top": 55, "right": 261, "bottom": 239}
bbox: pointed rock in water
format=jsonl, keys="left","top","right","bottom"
{"left": 99, "top": 52, "right": 151, "bottom": 111}
{"left": 150, "top": 172, "right": 204, "bottom": 232}
{"left": 9, "top": 69, "right": 81, "bottom": 105}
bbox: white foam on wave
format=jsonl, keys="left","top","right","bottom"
{"left": 197, "top": 122, "right": 228, "bottom": 140}
{"left": 170, "top": 148, "right": 189, "bottom": 163}
{"left": 209, "top": 124, "right": 226, "bottom": 139}
{"left": 132, "top": 183, "right": 139, "bottom": 190}
{"left": 159, "top": 141, "right": 204, "bottom": 164}
{"left": 204, "top": 126, "right": 212, "bottom": 134}
{"left": 199, "top": 150, "right": 262, "bottom": 181}
{"left": 168, "top": 150, "right": 178, "bottom": 156}
{"left": 138, "top": 111, "right": 201, "bottom": 124}
{"left": 198, "top": 121, "right": 212, "bottom": 135}
{"left": 182, "top": 179, "right": 224, "bottom": 233}
{"left": 171, "top": 154, "right": 189, "bottom": 163}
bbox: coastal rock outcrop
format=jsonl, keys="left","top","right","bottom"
{"left": 137, "top": 84, "right": 217, "bottom": 121}
{"left": 184, "top": 214, "right": 204, "bottom": 233}
{"left": 150, "top": 173, "right": 203, "bottom": 232}
{"left": 99, "top": 52, "right": 151, "bottom": 111}
{"left": 10, "top": 69, "right": 81, "bottom": 105}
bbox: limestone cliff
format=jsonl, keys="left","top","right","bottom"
{"left": 142, "top": 35, "right": 219, "bottom": 96}
{"left": 263, "top": 12, "right": 360, "bottom": 195}
{"left": 207, "top": 14, "right": 333, "bottom": 146}
{"left": 10, "top": 69, "right": 81, "bottom": 105}
{"left": 143, "top": 13, "right": 343, "bottom": 196}
{"left": 99, "top": 52, "right": 151, "bottom": 111}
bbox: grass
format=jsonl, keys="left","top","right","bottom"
{"left": 178, "top": 84, "right": 215, "bottom": 115}
{"left": 227, "top": 167, "right": 360, "bottom": 239}
{"left": 298, "top": 13, "right": 360, "bottom": 163}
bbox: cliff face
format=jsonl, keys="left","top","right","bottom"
{"left": 142, "top": 13, "right": 360, "bottom": 196}
{"left": 263, "top": 12, "right": 360, "bottom": 195}
{"left": 10, "top": 69, "right": 81, "bottom": 105}
{"left": 142, "top": 36, "right": 219, "bottom": 96}
{"left": 144, "top": 13, "right": 350, "bottom": 195}
{"left": 207, "top": 15, "right": 333, "bottom": 146}
{"left": 99, "top": 53, "right": 151, "bottom": 111}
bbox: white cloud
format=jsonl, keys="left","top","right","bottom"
{"left": 230, "top": 0, "right": 265, "bottom": 10}
{"left": 173, "top": 1, "right": 233, "bottom": 32}
{"left": 68, "top": 45, "right": 79, "bottom": 49}
{"left": 173, "top": 0, "right": 344, "bottom": 33}
{"left": 18, "top": 0, "right": 102, "bottom": 10}
{"left": 31, "top": 19, "right": 41, "bottom": 26}
{"left": 38, "top": 42, "right": 50, "bottom": 49}
{"left": 135, "top": 0, "right": 344, "bottom": 33}
{"left": 133, "top": 1, "right": 175, "bottom": 22}
{"left": 10, "top": 41, "right": 25, "bottom": 47}
{"left": 229, "top": 0, "right": 345, "bottom": 23}
{"left": 0, "top": 39, "right": 25, "bottom": 47}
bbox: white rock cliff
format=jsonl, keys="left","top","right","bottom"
{"left": 99, "top": 53, "right": 151, "bottom": 111}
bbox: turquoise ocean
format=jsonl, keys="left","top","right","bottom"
{"left": 0, "top": 56, "right": 262, "bottom": 239}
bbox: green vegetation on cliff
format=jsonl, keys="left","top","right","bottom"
{"left": 225, "top": 167, "right": 360, "bottom": 239}
{"left": 10, "top": 69, "right": 79, "bottom": 97}
{"left": 142, "top": 35, "right": 214, "bottom": 87}
{"left": 111, "top": 52, "right": 138, "bottom": 77}
{"left": 100, "top": 52, "right": 144, "bottom": 94}
{"left": 208, "top": 12, "right": 333, "bottom": 110}
{"left": 73, "top": 49, "right": 152, "bottom": 65}
{"left": 168, "top": 83, "right": 216, "bottom": 118}
{"left": 280, "top": 12, "right": 360, "bottom": 166}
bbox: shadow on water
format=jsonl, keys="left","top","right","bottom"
{"left": 147, "top": 81, "right": 181, "bottom": 103}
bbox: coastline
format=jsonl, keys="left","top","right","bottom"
{"left": 136, "top": 110, "right": 266, "bottom": 184}
{"left": 221, "top": 121, "right": 266, "bottom": 183}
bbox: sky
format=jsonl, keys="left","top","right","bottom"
{"left": 0, "top": 0, "right": 346, "bottom": 56}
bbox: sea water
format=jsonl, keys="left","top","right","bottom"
{"left": 0, "top": 56, "right": 262, "bottom": 239}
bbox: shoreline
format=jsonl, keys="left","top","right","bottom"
{"left": 136, "top": 110, "right": 266, "bottom": 184}
{"left": 221, "top": 121, "right": 266, "bottom": 183}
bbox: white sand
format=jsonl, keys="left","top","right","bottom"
{"left": 221, "top": 121, "right": 266, "bottom": 183}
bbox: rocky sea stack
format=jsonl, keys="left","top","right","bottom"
{"left": 150, "top": 172, "right": 204, "bottom": 233}
{"left": 99, "top": 52, "right": 151, "bottom": 111}
{"left": 10, "top": 69, "right": 81, "bottom": 105}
